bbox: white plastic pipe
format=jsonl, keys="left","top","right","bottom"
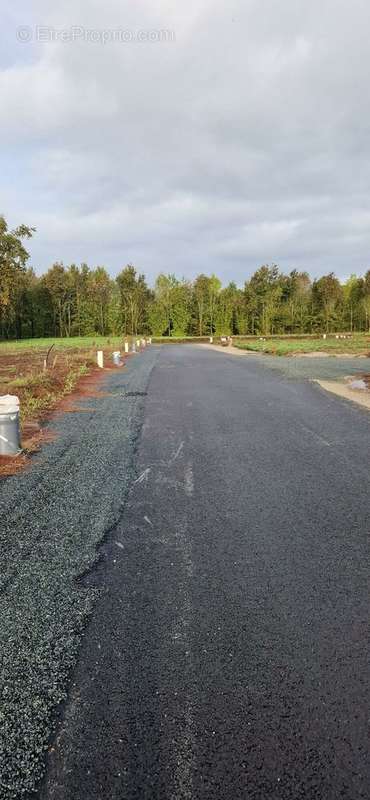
{"left": 0, "top": 395, "right": 21, "bottom": 455}
{"left": 0, "top": 395, "right": 19, "bottom": 414}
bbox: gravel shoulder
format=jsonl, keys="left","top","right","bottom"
{"left": 0, "top": 347, "right": 159, "bottom": 799}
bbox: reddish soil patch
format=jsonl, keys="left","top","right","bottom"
{"left": 0, "top": 452, "right": 29, "bottom": 477}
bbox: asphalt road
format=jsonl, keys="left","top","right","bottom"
{"left": 35, "top": 345, "right": 370, "bottom": 800}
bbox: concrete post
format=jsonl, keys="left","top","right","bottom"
{"left": 97, "top": 350, "right": 104, "bottom": 368}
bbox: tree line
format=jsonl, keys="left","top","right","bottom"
{"left": 1, "top": 215, "right": 370, "bottom": 339}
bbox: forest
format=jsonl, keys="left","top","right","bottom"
{"left": 1, "top": 215, "right": 370, "bottom": 339}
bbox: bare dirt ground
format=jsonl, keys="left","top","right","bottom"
{"left": 201, "top": 343, "right": 254, "bottom": 356}
{"left": 0, "top": 347, "right": 131, "bottom": 477}
{"left": 299, "top": 351, "right": 368, "bottom": 358}
{"left": 315, "top": 377, "right": 370, "bottom": 410}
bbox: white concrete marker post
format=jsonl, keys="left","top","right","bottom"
{"left": 136, "top": 339, "right": 140, "bottom": 348}
{"left": 97, "top": 350, "right": 104, "bottom": 368}
{"left": 124, "top": 342, "right": 129, "bottom": 353}
{"left": 210, "top": 336, "right": 213, "bottom": 343}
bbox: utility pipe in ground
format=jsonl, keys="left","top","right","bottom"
{"left": 0, "top": 395, "right": 21, "bottom": 456}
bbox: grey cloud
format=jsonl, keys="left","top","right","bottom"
{"left": 1, "top": 0, "right": 370, "bottom": 284}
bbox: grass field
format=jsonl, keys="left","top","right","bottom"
{"left": 234, "top": 335, "right": 370, "bottom": 356}
{"left": 151, "top": 336, "right": 211, "bottom": 344}
{"left": 0, "top": 335, "right": 125, "bottom": 352}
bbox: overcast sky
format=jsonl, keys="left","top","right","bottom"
{"left": 1, "top": 0, "right": 370, "bottom": 285}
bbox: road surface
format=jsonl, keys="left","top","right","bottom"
{"left": 36, "top": 345, "right": 370, "bottom": 800}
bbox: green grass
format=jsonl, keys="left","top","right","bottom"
{"left": 151, "top": 336, "right": 211, "bottom": 344}
{"left": 234, "top": 335, "right": 370, "bottom": 356}
{"left": 9, "top": 374, "right": 50, "bottom": 388}
{"left": 0, "top": 336, "right": 125, "bottom": 352}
